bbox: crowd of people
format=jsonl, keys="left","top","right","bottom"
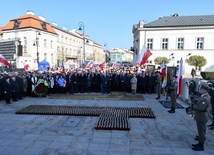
{"left": 0, "top": 66, "right": 213, "bottom": 151}
{"left": 0, "top": 67, "right": 163, "bottom": 104}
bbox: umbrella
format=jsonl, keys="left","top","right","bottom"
{"left": 24, "top": 64, "right": 29, "bottom": 69}
{"left": 0, "top": 54, "right": 11, "bottom": 67}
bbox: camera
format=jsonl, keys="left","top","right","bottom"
{"left": 190, "top": 96, "right": 198, "bottom": 104}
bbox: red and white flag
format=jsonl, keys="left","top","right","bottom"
{"left": 135, "top": 46, "right": 152, "bottom": 66}
{"left": 161, "top": 61, "right": 166, "bottom": 77}
{"left": 100, "top": 62, "right": 105, "bottom": 70}
{"left": 0, "top": 54, "right": 11, "bottom": 67}
{"left": 177, "top": 58, "right": 183, "bottom": 97}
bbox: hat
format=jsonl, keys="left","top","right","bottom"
{"left": 172, "top": 75, "right": 177, "bottom": 78}
{"left": 200, "top": 84, "right": 210, "bottom": 91}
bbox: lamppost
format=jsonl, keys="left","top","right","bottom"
{"left": 78, "top": 22, "right": 89, "bottom": 63}
{"left": 33, "top": 31, "right": 41, "bottom": 68}
{"left": 104, "top": 42, "right": 108, "bottom": 62}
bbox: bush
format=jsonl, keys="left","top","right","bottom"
{"left": 200, "top": 72, "right": 214, "bottom": 80}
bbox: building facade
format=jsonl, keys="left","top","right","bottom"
{"left": 0, "top": 11, "right": 104, "bottom": 70}
{"left": 1, "top": 11, "right": 57, "bottom": 70}
{"left": 132, "top": 14, "right": 214, "bottom": 73}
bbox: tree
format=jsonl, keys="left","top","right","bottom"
{"left": 187, "top": 55, "right": 207, "bottom": 70}
{"left": 154, "top": 57, "right": 170, "bottom": 65}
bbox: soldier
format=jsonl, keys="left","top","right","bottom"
{"left": 155, "top": 72, "right": 162, "bottom": 100}
{"left": 192, "top": 84, "right": 210, "bottom": 151}
{"left": 207, "top": 82, "right": 214, "bottom": 130}
{"left": 168, "top": 75, "right": 178, "bottom": 113}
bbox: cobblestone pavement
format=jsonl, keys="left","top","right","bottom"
{"left": 0, "top": 93, "right": 213, "bottom": 155}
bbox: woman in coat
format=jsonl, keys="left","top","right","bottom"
{"left": 130, "top": 74, "right": 137, "bottom": 94}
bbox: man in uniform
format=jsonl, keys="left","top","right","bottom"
{"left": 207, "top": 82, "right": 214, "bottom": 130}
{"left": 168, "top": 75, "right": 178, "bottom": 113}
{"left": 192, "top": 84, "right": 210, "bottom": 151}
{"left": 155, "top": 72, "right": 162, "bottom": 100}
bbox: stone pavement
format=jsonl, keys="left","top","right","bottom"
{"left": 0, "top": 93, "right": 213, "bottom": 155}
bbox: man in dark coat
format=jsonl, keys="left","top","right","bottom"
{"left": 72, "top": 72, "right": 79, "bottom": 94}
{"left": 93, "top": 72, "right": 101, "bottom": 93}
{"left": 0, "top": 74, "right": 4, "bottom": 100}
{"left": 141, "top": 72, "right": 147, "bottom": 94}
{"left": 3, "top": 76, "right": 12, "bottom": 104}
{"left": 120, "top": 72, "right": 127, "bottom": 92}
{"left": 79, "top": 72, "right": 87, "bottom": 93}
{"left": 101, "top": 73, "right": 108, "bottom": 94}
{"left": 11, "top": 76, "right": 19, "bottom": 101}
{"left": 17, "top": 74, "right": 23, "bottom": 99}
{"left": 114, "top": 73, "right": 120, "bottom": 91}
{"left": 147, "top": 73, "right": 155, "bottom": 94}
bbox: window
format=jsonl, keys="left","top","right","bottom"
{"left": 50, "top": 40, "right": 53, "bottom": 49}
{"left": 51, "top": 54, "right": 53, "bottom": 65}
{"left": 147, "top": 38, "right": 153, "bottom": 50}
{"left": 196, "top": 37, "right": 204, "bottom": 50}
{"left": 57, "top": 35, "right": 60, "bottom": 42}
{"left": 65, "top": 37, "right": 67, "bottom": 44}
{"left": 44, "top": 53, "right": 47, "bottom": 60}
{"left": 177, "top": 38, "right": 184, "bottom": 50}
{"left": 162, "top": 38, "right": 168, "bottom": 50}
{"left": 44, "top": 39, "right": 47, "bottom": 48}
{"left": 70, "top": 38, "right": 72, "bottom": 45}
{"left": 61, "top": 36, "right": 64, "bottom": 43}
{"left": 24, "top": 37, "right": 27, "bottom": 46}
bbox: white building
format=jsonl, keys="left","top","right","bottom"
{"left": 0, "top": 11, "right": 104, "bottom": 70}
{"left": 1, "top": 11, "right": 58, "bottom": 70}
{"left": 132, "top": 14, "right": 214, "bottom": 73}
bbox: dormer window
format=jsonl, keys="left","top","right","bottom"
{"left": 41, "top": 22, "right": 47, "bottom": 31}
{"left": 13, "top": 20, "right": 21, "bottom": 29}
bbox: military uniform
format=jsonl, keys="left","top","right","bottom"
{"left": 155, "top": 74, "right": 162, "bottom": 99}
{"left": 192, "top": 84, "right": 210, "bottom": 151}
{"left": 168, "top": 75, "right": 178, "bottom": 113}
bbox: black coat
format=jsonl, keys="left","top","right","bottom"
{"left": 3, "top": 81, "right": 12, "bottom": 99}
{"left": 11, "top": 80, "right": 19, "bottom": 93}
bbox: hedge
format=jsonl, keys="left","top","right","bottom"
{"left": 200, "top": 72, "right": 214, "bottom": 80}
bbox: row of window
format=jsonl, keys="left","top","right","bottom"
{"left": 58, "top": 35, "right": 82, "bottom": 47}
{"left": 146, "top": 37, "right": 204, "bottom": 50}
{"left": 57, "top": 47, "right": 79, "bottom": 56}
{"left": 23, "top": 37, "right": 54, "bottom": 48}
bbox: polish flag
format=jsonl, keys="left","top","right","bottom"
{"left": 177, "top": 58, "right": 183, "bottom": 97}
{"left": 62, "top": 63, "right": 65, "bottom": 73}
{"left": 0, "top": 54, "right": 11, "bottom": 67}
{"left": 161, "top": 61, "right": 166, "bottom": 77}
{"left": 100, "top": 62, "right": 106, "bottom": 70}
{"left": 135, "top": 46, "right": 152, "bottom": 66}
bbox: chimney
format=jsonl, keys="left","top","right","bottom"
{"left": 39, "top": 16, "right": 45, "bottom": 21}
{"left": 26, "top": 10, "right": 35, "bottom": 15}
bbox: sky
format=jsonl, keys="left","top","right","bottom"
{"left": 0, "top": 0, "right": 214, "bottom": 50}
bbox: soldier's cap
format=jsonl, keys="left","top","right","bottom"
{"left": 172, "top": 75, "right": 177, "bottom": 78}
{"left": 200, "top": 84, "right": 210, "bottom": 91}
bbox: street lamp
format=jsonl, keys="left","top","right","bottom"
{"left": 169, "top": 53, "right": 174, "bottom": 60}
{"left": 78, "top": 22, "right": 89, "bottom": 63}
{"left": 185, "top": 53, "right": 191, "bottom": 62}
{"left": 33, "top": 31, "right": 41, "bottom": 68}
